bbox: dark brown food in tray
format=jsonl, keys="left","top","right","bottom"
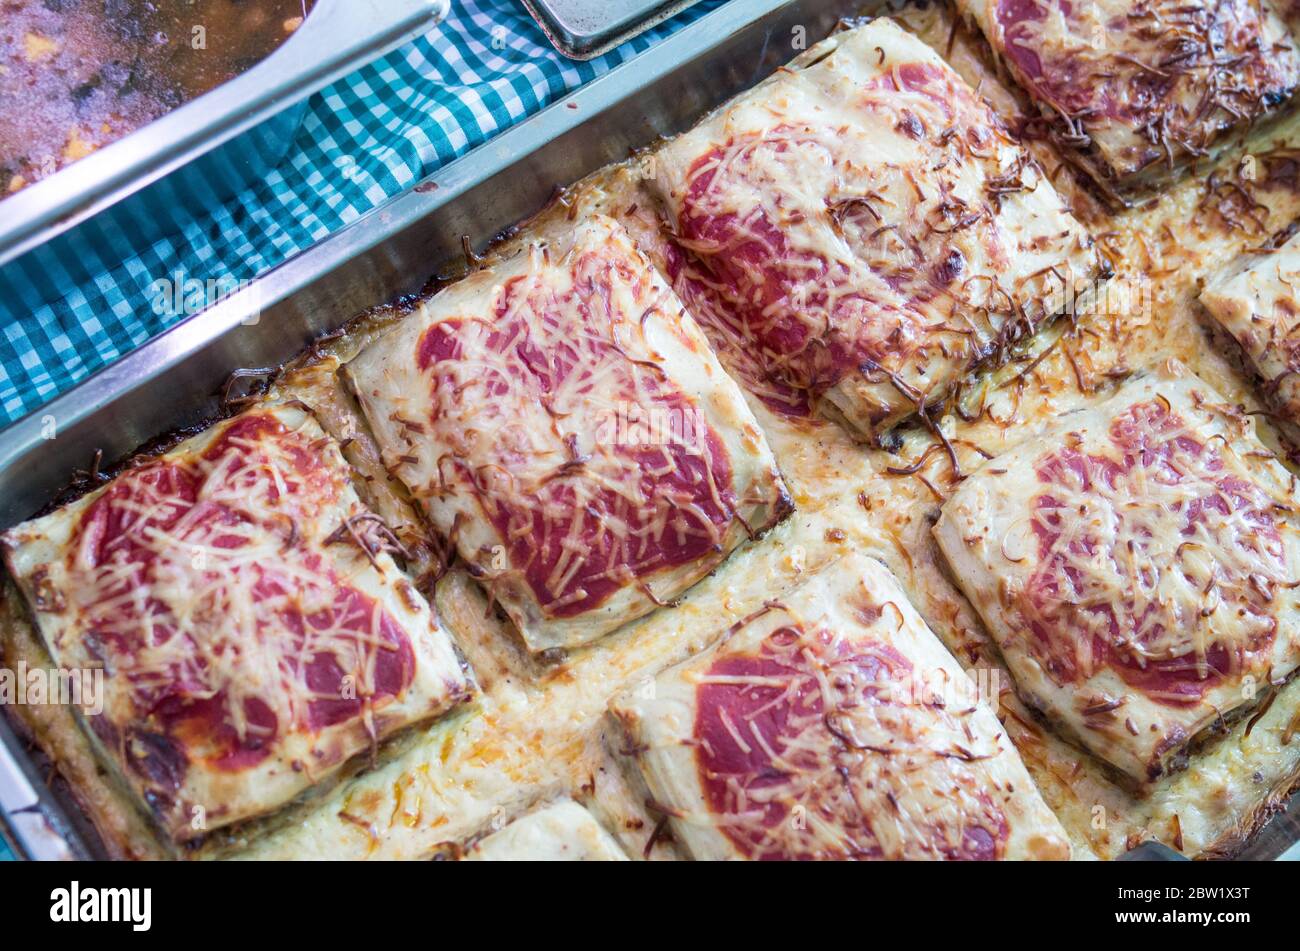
{"left": 0, "top": 0, "right": 314, "bottom": 195}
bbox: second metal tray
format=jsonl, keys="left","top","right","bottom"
{"left": 522, "top": 0, "right": 707, "bottom": 58}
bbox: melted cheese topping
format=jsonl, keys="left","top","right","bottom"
{"left": 415, "top": 244, "right": 736, "bottom": 615}
{"left": 1201, "top": 232, "right": 1300, "bottom": 424}
{"left": 611, "top": 553, "right": 1071, "bottom": 861}
{"left": 346, "top": 215, "right": 790, "bottom": 651}
{"left": 972, "top": 0, "right": 1300, "bottom": 183}
{"left": 936, "top": 370, "right": 1300, "bottom": 781}
{"left": 1021, "top": 396, "right": 1289, "bottom": 695}
{"left": 464, "top": 799, "right": 628, "bottom": 860}
{"left": 2, "top": 406, "right": 470, "bottom": 840}
{"left": 653, "top": 18, "right": 1098, "bottom": 436}
{"left": 692, "top": 625, "right": 1008, "bottom": 860}
{"left": 69, "top": 416, "right": 409, "bottom": 748}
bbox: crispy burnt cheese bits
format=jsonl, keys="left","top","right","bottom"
{"left": 934, "top": 365, "right": 1300, "bottom": 783}
{"left": 954, "top": 0, "right": 1300, "bottom": 198}
{"left": 344, "top": 215, "right": 792, "bottom": 653}
{"left": 0, "top": 404, "right": 472, "bottom": 842}
{"left": 464, "top": 800, "right": 628, "bottom": 861}
{"left": 648, "top": 17, "right": 1101, "bottom": 439}
{"left": 1201, "top": 232, "right": 1300, "bottom": 428}
{"left": 608, "top": 553, "right": 1071, "bottom": 860}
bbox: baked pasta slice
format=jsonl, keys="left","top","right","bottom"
{"left": 934, "top": 365, "right": 1300, "bottom": 783}
{"left": 1200, "top": 233, "right": 1300, "bottom": 426}
{"left": 0, "top": 404, "right": 473, "bottom": 843}
{"left": 464, "top": 800, "right": 628, "bottom": 861}
{"left": 345, "top": 215, "right": 791, "bottom": 653}
{"left": 608, "top": 553, "right": 1071, "bottom": 861}
{"left": 954, "top": 0, "right": 1300, "bottom": 196}
{"left": 649, "top": 16, "right": 1099, "bottom": 438}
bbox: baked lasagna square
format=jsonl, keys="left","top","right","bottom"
{"left": 1, "top": 404, "right": 472, "bottom": 842}
{"left": 934, "top": 366, "right": 1300, "bottom": 783}
{"left": 465, "top": 800, "right": 628, "bottom": 861}
{"left": 608, "top": 553, "right": 1070, "bottom": 861}
{"left": 345, "top": 215, "right": 792, "bottom": 653}
{"left": 956, "top": 0, "right": 1300, "bottom": 193}
{"left": 1201, "top": 233, "right": 1300, "bottom": 425}
{"left": 650, "top": 17, "right": 1099, "bottom": 436}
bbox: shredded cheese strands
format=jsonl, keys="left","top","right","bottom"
{"left": 992, "top": 0, "right": 1299, "bottom": 177}
{"left": 419, "top": 230, "right": 738, "bottom": 618}
{"left": 1201, "top": 234, "right": 1300, "bottom": 424}
{"left": 662, "top": 28, "right": 1094, "bottom": 428}
{"left": 64, "top": 414, "right": 414, "bottom": 767}
{"left": 691, "top": 625, "right": 1007, "bottom": 861}
{"left": 1014, "top": 398, "right": 1294, "bottom": 702}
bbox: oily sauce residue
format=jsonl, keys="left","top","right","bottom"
{"left": 0, "top": 0, "right": 314, "bottom": 194}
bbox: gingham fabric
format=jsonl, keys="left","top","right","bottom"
{"left": 0, "top": 0, "right": 724, "bottom": 426}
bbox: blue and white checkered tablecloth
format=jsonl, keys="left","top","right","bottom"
{"left": 0, "top": 0, "right": 725, "bottom": 426}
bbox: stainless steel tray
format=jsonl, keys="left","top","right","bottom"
{"left": 0, "top": 0, "right": 451, "bottom": 303}
{"left": 522, "top": 0, "right": 706, "bottom": 58}
{"left": 0, "top": 0, "right": 1295, "bottom": 861}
